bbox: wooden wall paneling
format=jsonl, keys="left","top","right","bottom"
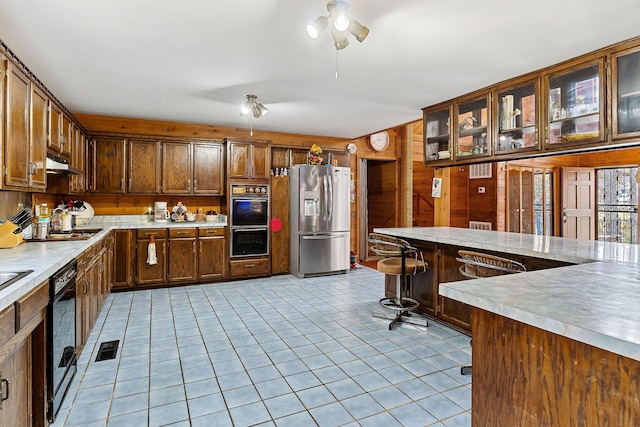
{"left": 450, "top": 166, "right": 470, "bottom": 228}
{"left": 398, "top": 124, "right": 413, "bottom": 227}
{"left": 472, "top": 308, "right": 640, "bottom": 427}
{"left": 468, "top": 169, "right": 497, "bottom": 227}
{"left": 412, "top": 162, "right": 435, "bottom": 227}
{"left": 76, "top": 194, "right": 223, "bottom": 216}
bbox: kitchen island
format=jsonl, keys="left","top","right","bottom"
{"left": 375, "top": 227, "right": 640, "bottom": 426}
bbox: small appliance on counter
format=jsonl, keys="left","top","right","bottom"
{"left": 154, "top": 201, "right": 170, "bottom": 223}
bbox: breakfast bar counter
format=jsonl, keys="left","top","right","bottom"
{"left": 375, "top": 227, "right": 640, "bottom": 426}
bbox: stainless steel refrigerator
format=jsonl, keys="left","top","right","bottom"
{"left": 290, "top": 164, "right": 350, "bottom": 278}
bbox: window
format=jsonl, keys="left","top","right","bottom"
{"left": 596, "top": 167, "right": 638, "bottom": 244}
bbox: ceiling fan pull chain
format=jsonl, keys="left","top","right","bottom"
{"left": 335, "top": 50, "right": 339, "bottom": 80}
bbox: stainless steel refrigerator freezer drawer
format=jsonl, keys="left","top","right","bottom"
{"left": 298, "top": 232, "right": 350, "bottom": 276}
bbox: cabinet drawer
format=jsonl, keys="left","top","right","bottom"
{"left": 0, "top": 305, "right": 16, "bottom": 349}
{"left": 169, "top": 228, "right": 197, "bottom": 238}
{"left": 15, "top": 281, "right": 48, "bottom": 332}
{"left": 229, "top": 258, "right": 270, "bottom": 278}
{"left": 198, "top": 227, "right": 225, "bottom": 237}
{"left": 76, "top": 250, "right": 90, "bottom": 272}
{"left": 137, "top": 228, "right": 167, "bottom": 239}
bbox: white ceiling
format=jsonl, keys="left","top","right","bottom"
{"left": 0, "top": 0, "right": 639, "bottom": 139}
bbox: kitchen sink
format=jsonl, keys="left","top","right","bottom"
{"left": 29, "top": 228, "right": 103, "bottom": 242}
{"left": 0, "top": 270, "right": 33, "bottom": 291}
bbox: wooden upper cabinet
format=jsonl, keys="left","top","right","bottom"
{"left": 161, "top": 141, "right": 192, "bottom": 194}
{"left": 91, "top": 137, "right": 126, "bottom": 193}
{"left": 455, "top": 91, "right": 491, "bottom": 161}
{"left": 611, "top": 42, "right": 640, "bottom": 141}
{"left": 29, "top": 84, "right": 48, "bottom": 189}
{"left": 49, "top": 102, "right": 63, "bottom": 153}
{"left": 61, "top": 113, "right": 72, "bottom": 157}
{"left": 193, "top": 142, "right": 224, "bottom": 195}
{"left": 543, "top": 56, "right": 606, "bottom": 150}
{"left": 227, "top": 140, "right": 270, "bottom": 180}
{"left": 128, "top": 139, "right": 160, "bottom": 193}
{"left": 291, "top": 149, "right": 308, "bottom": 166}
{"left": 72, "top": 130, "right": 86, "bottom": 193}
{"left": 424, "top": 102, "right": 453, "bottom": 165}
{"left": 271, "top": 147, "right": 290, "bottom": 169}
{"left": 4, "top": 60, "right": 31, "bottom": 188}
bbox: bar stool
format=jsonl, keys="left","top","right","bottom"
{"left": 457, "top": 249, "right": 526, "bottom": 375}
{"left": 368, "top": 233, "right": 428, "bottom": 330}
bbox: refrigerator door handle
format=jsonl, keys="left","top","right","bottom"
{"left": 323, "top": 173, "right": 333, "bottom": 222}
{"left": 302, "top": 233, "right": 347, "bottom": 240}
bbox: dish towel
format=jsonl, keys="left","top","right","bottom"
{"left": 147, "top": 233, "right": 158, "bottom": 265}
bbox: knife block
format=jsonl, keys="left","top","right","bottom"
{"left": 0, "top": 221, "right": 24, "bottom": 248}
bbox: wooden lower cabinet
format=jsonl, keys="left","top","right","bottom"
{"left": 408, "top": 241, "right": 438, "bottom": 319}
{"left": 168, "top": 228, "right": 198, "bottom": 283}
{"left": 270, "top": 176, "right": 290, "bottom": 274}
{"left": 136, "top": 229, "right": 167, "bottom": 286}
{"left": 0, "top": 281, "right": 47, "bottom": 427}
{"left": 198, "top": 228, "right": 226, "bottom": 281}
{"left": 113, "top": 229, "right": 135, "bottom": 290}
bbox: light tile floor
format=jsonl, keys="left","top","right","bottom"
{"left": 52, "top": 266, "right": 471, "bottom": 427}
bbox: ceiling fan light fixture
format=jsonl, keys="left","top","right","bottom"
{"left": 348, "top": 19, "right": 369, "bottom": 42}
{"left": 331, "top": 28, "right": 349, "bottom": 50}
{"left": 252, "top": 102, "right": 268, "bottom": 118}
{"left": 306, "top": 16, "right": 327, "bottom": 39}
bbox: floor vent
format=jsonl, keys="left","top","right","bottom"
{"left": 95, "top": 340, "right": 120, "bottom": 362}
{"left": 469, "top": 221, "right": 492, "bottom": 230}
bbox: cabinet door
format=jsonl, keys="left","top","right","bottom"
{"left": 91, "top": 137, "right": 126, "bottom": 193}
{"left": 128, "top": 139, "right": 160, "bottom": 193}
{"left": 291, "top": 149, "right": 308, "bottom": 166}
{"left": 612, "top": 44, "right": 640, "bottom": 141}
{"left": 49, "top": 102, "right": 63, "bottom": 153}
{"left": 162, "top": 142, "right": 192, "bottom": 193}
{"left": 494, "top": 78, "right": 540, "bottom": 155}
{"left": 136, "top": 238, "right": 167, "bottom": 285}
{"left": 270, "top": 176, "right": 290, "bottom": 274}
{"left": 423, "top": 103, "right": 453, "bottom": 164}
{"left": 328, "top": 151, "right": 349, "bottom": 167}
{"left": 0, "top": 338, "right": 32, "bottom": 427}
{"left": 71, "top": 131, "right": 86, "bottom": 194}
{"left": 251, "top": 143, "right": 270, "bottom": 179}
{"left": 199, "top": 236, "right": 226, "bottom": 280}
{"left": 113, "top": 229, "right": 134, "bottom": 290}
{"left": 437, "top": 244, "right": 471, "bottom": 332}
{"left": 271, "top": 147, "right": 290, "bottom": 169}
{"left": 193, "top": 142, "right": 223, "bottom": 195}
{"left": 544, "top": 57, "right": 606, "bottom": 149}
{"left": 168, "top": 238, "right": 197, "bottom": 283}
{"left": 455, "top": 92, "right": 491, "bottom": 160}
{"left": 4, "top": 61, "right": 30, "bottom": 188}
{"left": 409, "top": 241, "right": 438, "bottom": 318}
{"left": 29, "top": 84, "right": 48, "bottom": 189}
{"left": 228, "top": 141, "right": 251, "bottom": 179}
{"left": 61, "top": 114, "right": 72, "bottom": 157}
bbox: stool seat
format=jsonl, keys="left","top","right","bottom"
{"left": 377, "top": 257, "right": 427, "bottom": 276}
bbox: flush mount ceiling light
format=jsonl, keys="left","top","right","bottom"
{"left": 239, "top": 94, "right": 268, "bottom": 136}
{"left": 306, "top": 0, "right": 369, "bottom": 79}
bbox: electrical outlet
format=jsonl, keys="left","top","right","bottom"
{"left": 478, "top": 187, "right": 486, "bottom": 194}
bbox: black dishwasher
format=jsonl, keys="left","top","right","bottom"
{"left": 47, "top": 259, "right": 77, "bottom": 423}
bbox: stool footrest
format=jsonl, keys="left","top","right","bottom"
{"left": 379, "top": 297, "right": 419, "bottom": 312}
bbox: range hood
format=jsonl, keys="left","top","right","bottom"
{"left": 46, "top": 152, "right": 82, "bottom": 175}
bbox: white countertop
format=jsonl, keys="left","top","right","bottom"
{"left": 375, "top": 227, "right": 640, "bottom": 362}
{"left": 0, "top": 217, "right": 226, "bottom": 313}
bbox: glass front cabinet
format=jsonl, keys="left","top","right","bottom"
{"left": 494, "top": 78, "right": 540, "bottom": 155}
{"left": 612, "top": 44, "right": 640, "bottom": 140}
{"left": 543, "top": 57, "right": 606, "bottom": 149}
{"left": 455, "top": 92, "right": 491, "bottom": 160}
{"left": 423, "top": 103, "right": 452, "bottom": 164}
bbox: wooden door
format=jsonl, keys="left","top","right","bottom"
{"left": 193, "top": 142, "right": 224, "bottom": 195}
{"left": 251, "top": 143, "right": 270, "bottom": 179}
{"left": 162, "top": 142, "right": 192, "bottom": 193}
{"left": 520, "top": 169, "right": 534, "bottom": 234}
{"left": 199, "top": 235, "right": 226, "bottom": 281}
{"left": 0, "top": 339, "right": 32, "bottom": 427}
{"left": 228, "top": 141, "right": 251, "bottom": 179}
{"left": 136, "top": 238, "right": 167, "bottom": 285}
{"left": 4, "top": 61, "right": 30, "bottom": 188}
{"left": 91, "top": 137, "right": 126, "bottom": 193}
{"left": 271, "top": 176, "right": 290, "bottom": 274}
{"left": 29, "top": 84, "right": 48, "bottom": 189}
{"left": 367, "top": 160, "right": 397, "bottom": 241}
{"left": 168, "top": 237, "right": 197, "bottom": 283}
{"left": 49, "top": 102, "right": 63, "bottom": 153}
{"left": 128, "top": 139, "right": 160, "bottom": 193}
{"left": 562, "top": 167, "right": 595, "bottom": 240}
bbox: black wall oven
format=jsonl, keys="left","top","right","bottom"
{"left": 47, "top": 259, "right": 77, "bottom": 423}
{"left": 230, "top": 184, "right": 269, "bottom": 257}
